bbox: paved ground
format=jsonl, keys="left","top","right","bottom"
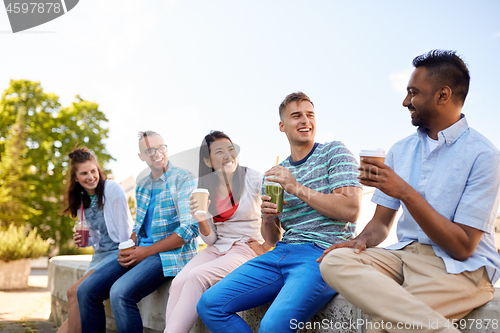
{"left": 0, "top": 269, "right": 57, "bottom": 333}
{"left": 1, "top": 262, "right": 500, "bottom": 333}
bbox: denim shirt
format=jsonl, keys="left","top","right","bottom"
{"left": 84, "top": 206, "right": 119, "bottom": 253}
{"left": 372, "top": 115, "right": 500, "bottom": 284}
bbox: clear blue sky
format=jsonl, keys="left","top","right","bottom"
{"left": 1, "top": 0, "right": 499, "bottom": 183}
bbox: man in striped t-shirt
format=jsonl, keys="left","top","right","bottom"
{"left": 198, "top": 92, "right": 362, "bottom": 333}
{"left": 272, "top": 140, "right": 361, "bottom": 248}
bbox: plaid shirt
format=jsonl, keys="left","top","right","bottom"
{"left": 134, "top": 162, "right": 199, "bottom": 276}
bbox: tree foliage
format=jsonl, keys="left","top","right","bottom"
{"left": 0, "top": 79, "right": 114, "bottom": 250}
{"left": 0, "top": 96, "right": 41, "bottom": 224}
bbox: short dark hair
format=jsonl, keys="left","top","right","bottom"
{"left": 138, "top": 130, "right": 161, "bottom": 142}
{"left": 412, "top": 50, "right": 470, "bottom": 105}
{"left": 138, "top": 130, "right": 162, "bottom": 149}
{"left": 278, "top": 92, "right": 313, "bottom": 120}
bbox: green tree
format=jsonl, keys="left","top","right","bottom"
{"left": 0, "top": 98, "right": 41, "bottom": 224}
{"left": 0, "top": 79, "right": 114, "bottom": 250}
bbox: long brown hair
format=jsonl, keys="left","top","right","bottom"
{"left": 62, "top": 147, "right": 107, "bottom": 218}
{"left": 198, "top": 131, "right": 246, "bottom": 217}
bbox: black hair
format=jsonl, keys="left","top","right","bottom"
{"left": 198, "top": 131, "right": 246, "bottom": 217}
{"left": 412, "top": 50, "right": 470, "bottom": 105}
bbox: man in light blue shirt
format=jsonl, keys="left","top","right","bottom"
{"left": 319, "top": 50, "right": 500, "bottom": 332}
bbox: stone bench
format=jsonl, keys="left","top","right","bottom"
{"left": 48, "top": 255, "right": 500, "bottom": 333}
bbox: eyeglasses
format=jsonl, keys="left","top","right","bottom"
{"left": 142, "top": 144, "right": 168, "bottom": 157}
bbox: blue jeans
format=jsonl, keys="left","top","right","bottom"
{"left": 77, "top": 253, "right": 169, "bottom": 333}
{"left": 197, "top": 242, "right": 336, "bottom": 333}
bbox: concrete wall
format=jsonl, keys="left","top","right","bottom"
{"left": 0, "top": 258, "right": 31, "bottom": 290}
{"left": 49, "top": 255, "right": 500, "bottom": 333}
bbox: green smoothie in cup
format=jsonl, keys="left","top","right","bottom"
{"left": 265, "top": 180, "right": 284, "bottom": 213}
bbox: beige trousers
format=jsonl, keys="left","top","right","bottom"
{"left": 319, "top": 243, "right": 494, "bottom": 333}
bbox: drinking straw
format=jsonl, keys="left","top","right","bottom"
{"left": 276, "top": 156, "right": 279, "bottom": 166}
{"left": 81, "top": 203, "right": 83, "bottom": 222}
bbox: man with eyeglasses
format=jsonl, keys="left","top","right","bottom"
{"left": 77, "top": 130, "right": 199, "bottom": 333}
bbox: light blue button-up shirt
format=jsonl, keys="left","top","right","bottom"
{"left": 372, "top": 115, "right": 500, "bottom": 284}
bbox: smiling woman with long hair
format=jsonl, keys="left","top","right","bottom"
{"left": 56, "top": 147, "right": 134, "bottom": 333}
{"left": 164, "top": 131, "right": 271, "bottom": 333}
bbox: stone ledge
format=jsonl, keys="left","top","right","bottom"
{"left": 48, "top": 255, "right": 500, "bottom": 333}
{"left": 48, "top": 255, "right": 206, "bottom": 333}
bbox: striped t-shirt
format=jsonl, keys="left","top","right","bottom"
{"left": 267, "top": 141, "right": 361, "bottom": 249}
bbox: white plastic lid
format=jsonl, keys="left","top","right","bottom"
{"left": 264, "top": 178, "right": 282, "bottom": 187}
{"left": 119, "top": 239, "right": 135, "bottom": 250}
{"left": 359, "top": 149, "right": 386, "bottom": 158}
{"left": 76, "top": 220, "right": 89, "bottom": 228}
{"left": 192, "top": 188, "right": 209, "bottom": 194}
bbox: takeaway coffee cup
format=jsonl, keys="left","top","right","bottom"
{"left": 264, "top": 179, "right": 284, "bottom": 213}
{"left": 359, "top": 149, "right": 386, "bottom": 166}
{"left": 119, "top": 239, "right": 136, "bottom": 252}
{"left": 192, "top": 188, "right": 209, "bottom": 215}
